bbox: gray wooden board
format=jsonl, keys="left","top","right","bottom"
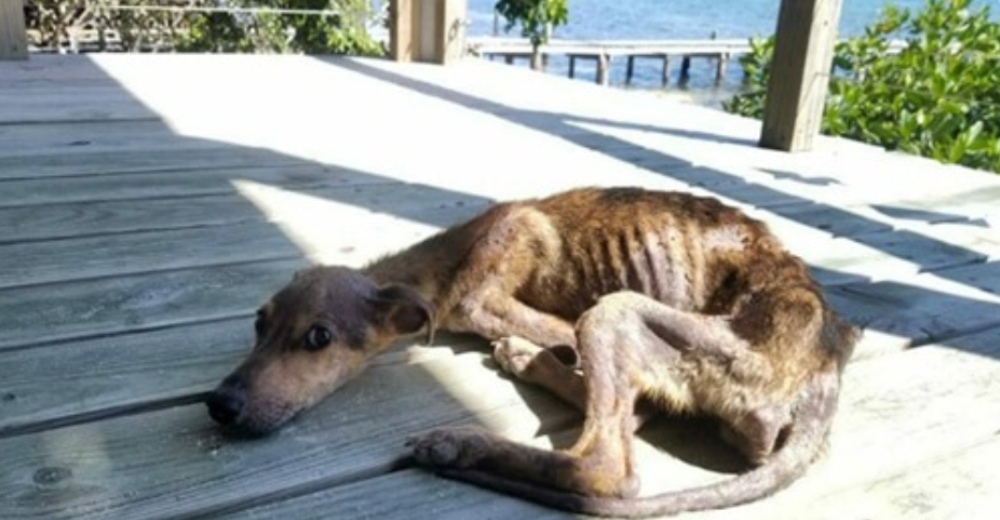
{"left": 678, "top": 327, "right": 1000, "bottom": 519}
{"left": 0, "top": 182, "right": 490, "bottom": 244}
{"left": 35, "top": 324, "right": 997, "bottom": 520}
{"left": 0, "top": 163, "right": 391, "bottom": 207}
{"left": 0, "top": 318, "right": 254, "bottom": 437}
{"left": 0, "top": 350, "right": 576, "bottom": 520}
{"left": 212, "top": 469, "right": 571, "bottom": 520}
{"left": 0, "top": 258, "right": 307, "bottom": 351}
{"left": 0, "top": 56, "right": 131, "bottom": 82}
{"left": 0, "top": 88, "right": 160, "bottom": 123}
{"left": 0, "top": 120, "right": 221, "bottom": 157}
{"left": 0, "top": 146, "right": 310, "bottom": 180}
{"left": 0, "top": 221, "right": 304, "bottom": 289}
{"left": 767, "top": 436, "right": 1000, "bottom": 520}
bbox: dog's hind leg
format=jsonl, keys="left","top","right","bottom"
{"left": 410, "top": 289, "right": 798, "bottom": 499}
{"left": 410, "top": 293, "right": 680, "bottom": 498}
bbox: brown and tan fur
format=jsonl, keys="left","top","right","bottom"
{"left": 206, "top": 186, "right": 858, "bottom": 518}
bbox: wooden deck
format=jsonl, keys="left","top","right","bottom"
{"left": 2, "top": 53, "right": 1000, "bottom": 520}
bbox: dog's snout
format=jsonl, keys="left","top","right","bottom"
{"left": 206, "top": 375, "right": 246, "bottom": 426}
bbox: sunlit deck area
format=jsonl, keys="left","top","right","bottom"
{"left": 2, "top": 53, "right": 1000, "bottom": 520}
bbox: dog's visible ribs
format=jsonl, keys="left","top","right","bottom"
{"left": 206, "top": 186, "right": 859, "bottom": 518}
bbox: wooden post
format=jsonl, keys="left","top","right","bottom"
{"left": 1, "top": 0, "right": 28, "bottom": 60}
{"left": 569, "top": 55, "right": 576, "bottom": 78}
{"left": 759, "top": 0, "right": 844, "bottom": 152}
{"left": 715, "top": 53, "right": 728, "bottom": 85}
{"left": 661, "top": 54, "right": 670, "bottom": 86}
{"left": 530, "top": 47, "right": 543, "bottom": 71}
{"left": 389, "top": 0, "right": 466, "bottom": 65}
{"left": 679, "top": 55, "right": 691, "bottom": 86}
{"left": 625, "top": 55, "right": 635, "bottom": 85}
{"left": 596, "top": 54, "right": 610, "bottom": 86}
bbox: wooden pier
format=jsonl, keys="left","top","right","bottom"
{"left": 467, "top": 36, "right": 752, "bottom": 86}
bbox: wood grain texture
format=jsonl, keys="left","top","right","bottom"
{"left": 0, "top": 258, "right": 307, "bottom": 351}
{"left": 0, "top": 120, "right": 218, "bottom": 157}
{"left": 214, "top": 469, "right": 571, "bottom": 520}
{"left": 0, "top": 164, "right": 396, "bottom": 207}
{"left": 759, "top": 0, "right": 843, "bottom": 151}
{"left": 0, "top": 222, "right": 303, "bottom": 289}
{"left": 0, "top": 349, "right": 575, "bottom": 520}
{"left": 768, "top": 437, "right": 1000, "bottom": 520}
{"left": 0, "top": 146, "right": 312, "bottom": 181}
{"left": 0, "top": 318, "right": 254, "bottom": 437}
{"left": 0, "top": 182, "right": 489, "bottom": 244}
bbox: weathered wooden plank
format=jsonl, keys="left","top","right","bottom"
{"left": 0, "top": 86, "right": 159, "bottom": 123}
{"left": 0, "top": 120, "right": 216, "bottom": 157}
{"left": 0, "top": 222, "right": 303, "bottom": 289}
{"left": 0, "top": 0, "right": 28, "bottom": 60}
{"left": 677, "top": 328, "right": 1000, "bottom": 519}
{"left": 0, "top": 163, "right": 389, "bottom": 207}
{"left": 0, "top": 54, "right": 129, "bottom": 82}
{"left": 0, "top": 348, "right": 575, "bottom": 520}
{"left": 0, "top": 146, "right": 309, "bottom": 181}
{"left": 759, "top": 0, "right": 843, "bottom": 151}
{"left": 214, "top": 469, "right": 569, "bottom": 520}
{"left": 767, "top": 436, "right": 1000, "bottom": 520}
{"left": 0, "top": 318, "right": 253, "bottom": 437}
{"left": 0, "top": 182, "right": 490, "bottom": 244}
{"left": 0, "top": 258, "right": 307, "bottom": 352}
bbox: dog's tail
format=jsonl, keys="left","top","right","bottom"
{"left": 438, "top": 373, "right": 840, "bottom": 519}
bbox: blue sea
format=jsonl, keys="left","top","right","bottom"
{"left": 465, "top": 0, "right": 998, "bottom": 101}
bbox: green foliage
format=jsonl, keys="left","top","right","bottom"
{"left": 176, "top": 0, "right": 384, "bottom": 56}
{"left": 494, "top": 0, "right": 568, "bottom": 47}
{"left": 24, "top": 0, "right": 385, "bottom": 56}
{"left": 723, "top": 0, "right": 1000, "bottom": 174}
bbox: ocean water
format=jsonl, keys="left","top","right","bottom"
{"left": 465, "top": 0, "right": 997, "bottom": 100}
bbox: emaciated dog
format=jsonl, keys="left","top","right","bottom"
{"left": 206, "top": 186, "right": 858, "bottom": 518}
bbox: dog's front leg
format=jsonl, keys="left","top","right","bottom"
{"left": 447, "top": 290, "right": 577, "bottom": 349}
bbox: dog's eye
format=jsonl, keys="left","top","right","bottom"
{"left": 305, "top": 326, "right": 333, "bottom": 351}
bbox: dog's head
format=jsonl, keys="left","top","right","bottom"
{"left": 206, "top": 266, "right": 433, "bottom": 436}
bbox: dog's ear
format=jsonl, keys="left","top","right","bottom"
{"left": 373, "top": 284, "right": 436, "bottom": 345}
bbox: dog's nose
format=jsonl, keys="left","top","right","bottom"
{"left": 206, "top": 376, "right": 246, "bottom": 426}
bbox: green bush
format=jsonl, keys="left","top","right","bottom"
{"left": 24, "top": 0, "right": 385, "bottom": 56}
{"left": 724, "top": 0, "right": 1000, "bottom": 174}
{"left": 176, "top": 0, "right": 385, "bottom": 56}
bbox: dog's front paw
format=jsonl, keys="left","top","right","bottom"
{"left": 492, "top": 335, "right": 544, "bottom": 377}
{"left": 406, "top": 427, "right": 492, "bottom": 470}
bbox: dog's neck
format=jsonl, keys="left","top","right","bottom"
{"left": 361, "top": 224, "right": 481, "bottom": 317}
